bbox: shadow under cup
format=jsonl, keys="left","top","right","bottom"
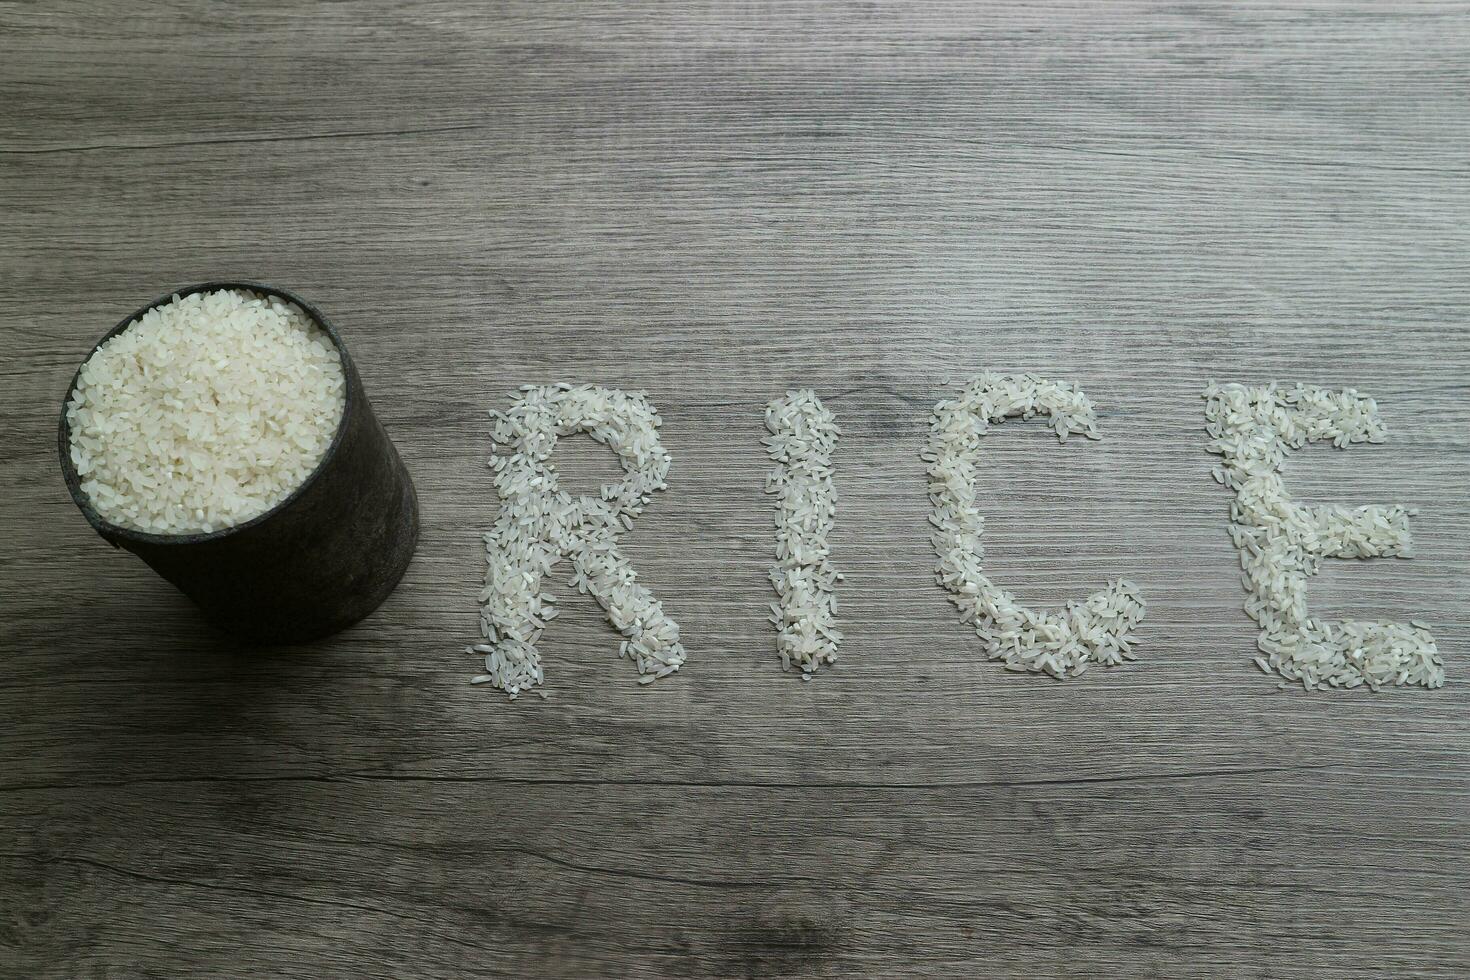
{"left": 58, "top": 281, "right": 420, "bottom": 644}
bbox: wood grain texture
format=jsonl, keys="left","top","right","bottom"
{"left": 2, "top": 2, "right": 1469, "bottom": 977}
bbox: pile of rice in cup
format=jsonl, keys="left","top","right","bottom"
{"left": 66, "top": 289, "right": 346, "bottom": 535}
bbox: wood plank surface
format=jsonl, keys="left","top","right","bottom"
{"left": 2, "top": 2, "right": 1468, "bottom": 977}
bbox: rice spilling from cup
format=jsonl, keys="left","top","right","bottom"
{"left": 66, "top": 289, "right": 346, "bottom": 535}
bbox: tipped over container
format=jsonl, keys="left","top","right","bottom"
{"left": 58, "top": 281, "right": 420, "bottom": 643}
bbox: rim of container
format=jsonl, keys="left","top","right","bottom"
{"left": 57, "top": 280, "right": 356, "bottom": 547}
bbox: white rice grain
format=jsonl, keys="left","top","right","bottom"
{"left": 924, "top": 372, "right": 1145, "bottom": 678}
{"left": 764, "top": 389, "right": 842, "bottom": 676}
{"left": 66, "top": 289, "right": 345, "bottom": 534}
{"left": 472, "top": 384, "right": 684, "bottom": 699}
{"left": 1203, "top": 381, "right": 1443, "bottom": 691}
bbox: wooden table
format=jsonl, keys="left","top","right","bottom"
{"left": 3, "top": 3, "right": 1468, "bottom": 977}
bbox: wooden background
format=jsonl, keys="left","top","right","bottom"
{"left": 3, "top": 2, "right": 1468, "bottom": 977}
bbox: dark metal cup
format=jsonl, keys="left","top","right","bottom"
{"left": 58, "top": 281, "right": 420, "bottom": 643}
